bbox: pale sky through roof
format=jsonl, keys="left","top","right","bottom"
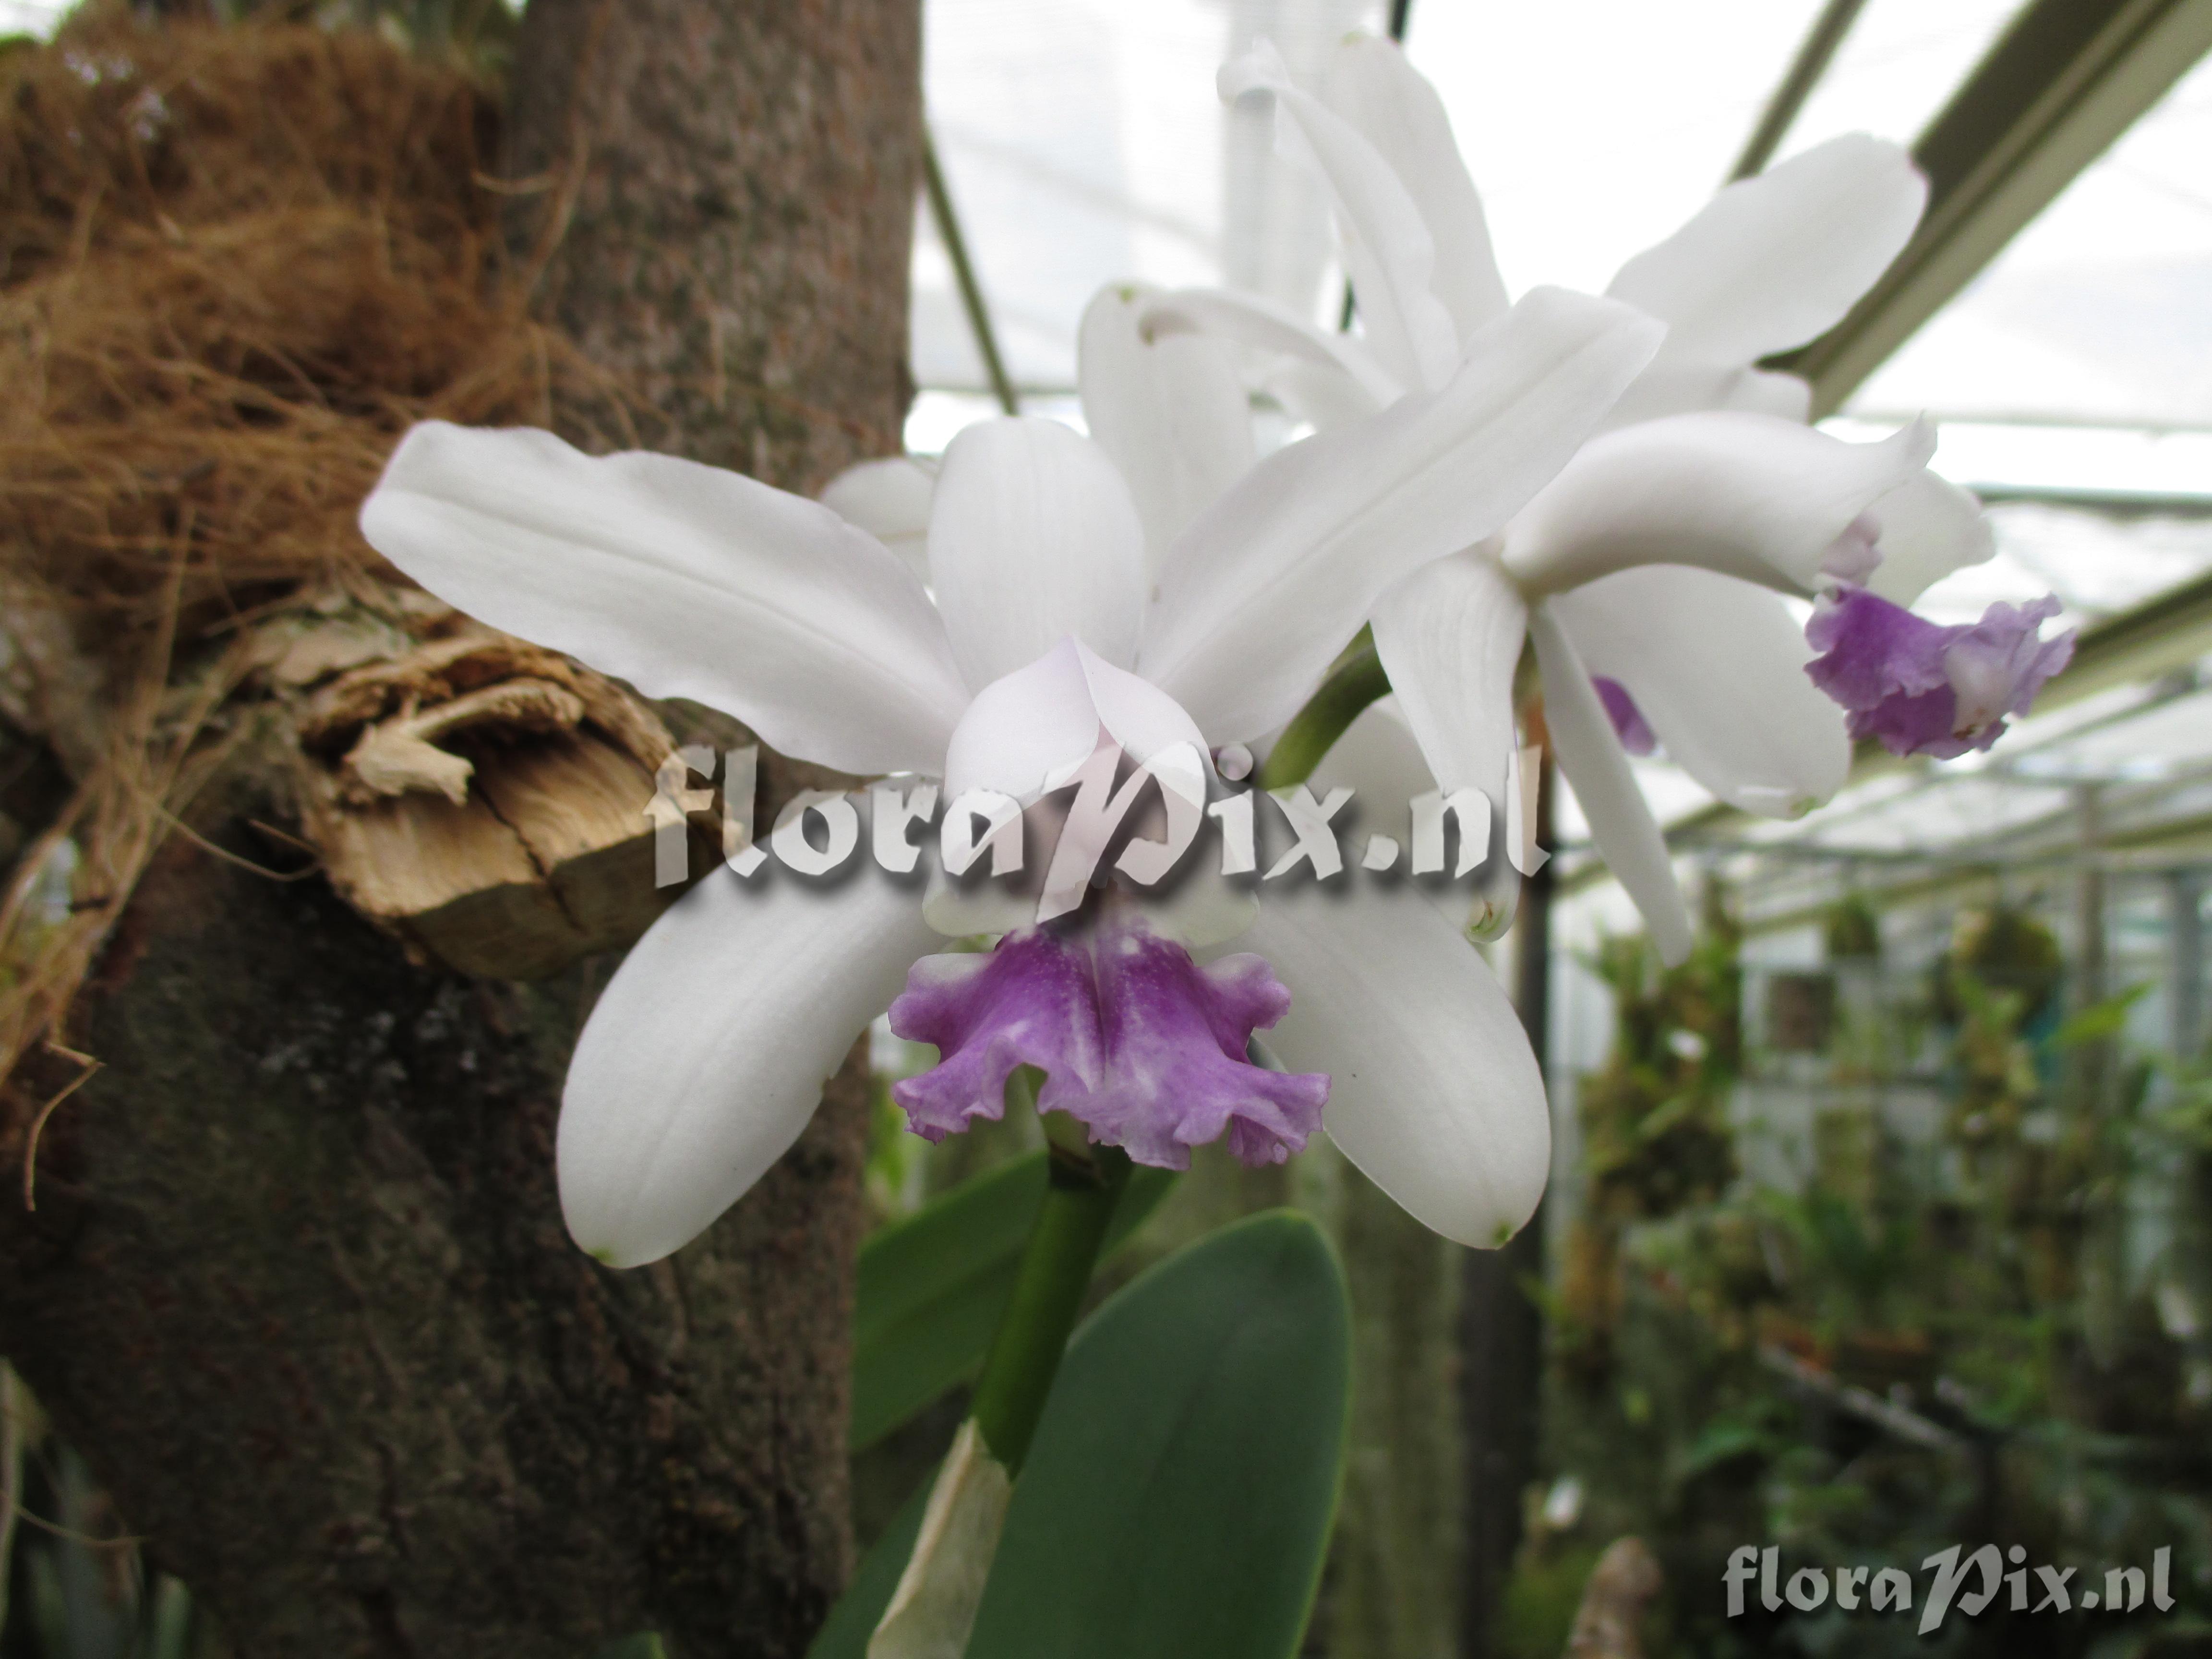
{"left": 914, "top": 0, "right": 2212, "bottom": 481}
{"left": 1400, "top": 1, "right": 1825, "bottom": 299}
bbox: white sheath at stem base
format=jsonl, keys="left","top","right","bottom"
{"left": 868, "top": 1419, "right": 1015, "bottom": 1659}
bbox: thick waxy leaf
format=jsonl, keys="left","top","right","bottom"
{"left": 964, "top": 1212, "right": 1349, "bottom": 1659}
{"left": 851, "top": 1152, "right": 1176, "bottom": 1450}
{"left": 818, "top": 1213, "right": 1351, "bottom": 1659}
{"left": 809, "top": 1475, "right": 932, "bottom": 1659}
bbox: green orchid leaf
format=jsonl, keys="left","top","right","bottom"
{"left": 967, "top": 1211, "right": 1349, "bottom": 1658}
{"left": 807, "top": 1474, "right": 932, "bottom": 1659}
{"left": 816, "top": 1212, "right": 1350, "bottom": 1659}
{"left": 851, "top": 1151, "right": 1175, "bottom": 1449}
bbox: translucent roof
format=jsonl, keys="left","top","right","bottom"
{"left": 1849, "top": 50, "right": 2212, "bottom": 433}
{"left": 916, "top": 0, "right": 1391, "bottom": 396}
{"left": 1771, "top": 0, "right": 2022, "bottom": 166}
{"left": 910, "top": 0, "right": 2064, "bottom": 404}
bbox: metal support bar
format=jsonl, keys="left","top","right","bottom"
{"left": 2042, "top": 567, "right": 2212, "bottom": 709}
{"left": 2170, "top": 868, "right": 2205, "bottom": 1059}
{"left": 922, "top": 129, "right": 1020, "bottom": 417}
{"left": 1727, "top": 0, "right": 1872, "bottom": 180}
{"left": 1971, "top": 484, "right": 2212, "bottom": 518}
{"left": 1776, "top": 0, "right": 2212, "bottom": 416}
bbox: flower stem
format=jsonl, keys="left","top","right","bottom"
{"left": 967, "top": 1136, "right": 1133, "bottom": 1475}
{"left": 1261, "top": 625, "right": 1390, "bottom": 791}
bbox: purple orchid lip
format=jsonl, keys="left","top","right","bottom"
{"left": 1804, "top": 584, "right": 2074, "bottom": 759}
{"left": 888, "top": 912, "right": 1328, "bottom": 1169}
{"left": 1591, "top": 675, "right": 1658, "bottom": 757}
{"left": 1817, "top": 511, "right": 1884, "bottom": 587}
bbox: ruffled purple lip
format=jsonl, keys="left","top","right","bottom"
{"left": 1804, "top": 584, "right": 2074, "bottom": 759}
{"left": 887, "top": 914, "right": 1329, "bottom": 1170}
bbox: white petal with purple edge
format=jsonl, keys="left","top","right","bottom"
{"left": 1606, "top": 134, "right": 1924, "bottom": 369}
{"left": 360, "top": 422, "right": 971, "bottom": 777}
{"left": 1551, "top": 565, "right": 1850, "bottom": 818}
{"left": 927, "top": 418, "right": 1147, "bottom": 691}
{"left": 1529, "top": 604, "right": 1694, "bottom": 965}
{"left": 1503, "top": 411, "right": 1935, "bottom": 600}
{"left": 559, "top": 867, "right": 940, "bottom": 1268}
{"left": 1320, "top": 34, "right": 1509, "bottom": 344}
{"left": 1143, "top": 288, "right": 1663, "bottom": 743}
{"left": 820, "top": 456, "right": 936, "bottom": 585}
{"left": 1078, "top": 285, "right": 1258, "bottom": 575}
{"left": 1236, "top": 882, "right": 1550, "bottom": 1248}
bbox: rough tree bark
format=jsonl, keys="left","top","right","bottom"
{"left": 0, "top": 2, "right": 923, "bottom": 1654}
{"left": 505, "top": 0, "right": 920, "bottom": 494}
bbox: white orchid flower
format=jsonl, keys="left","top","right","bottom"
{"left": 357, "top": 283, "right": 1659, "bottom": 1264}
{"left": 1150, "top": 36, "right": 2070, "bottom": 964}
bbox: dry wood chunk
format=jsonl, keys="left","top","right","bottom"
{"left": 290, "top": 620, "right": 683, "bottom": 981}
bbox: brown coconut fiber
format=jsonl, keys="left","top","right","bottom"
{"left": 0, "top": 16, "right": 644, "bottom": 1159}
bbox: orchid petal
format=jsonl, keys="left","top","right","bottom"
{"left": 1264, "top": 359, "right": 1390, "bottom": 433}
{"left": 1308, "top": 697, "right": 1437, "bottom": 820}
{"left": 1221, "top": 40, "right": 1459, "bottom": 395}
{"left": 1722, "top": 368, "right": 1816, "bottom": 421}
{"left": 928, "top": 418, "right": 1147, "bottom": 691}
{"left": 1144, "top": 287, "right": 1401, "bottom": 409}
{"left": 1502, "top": 411, "right": 1935, "bottom": 600}
{"left": 1529, "top": 604, "right": 1693, "bottom": 965}
{"left": 1321, "top": 34, "right": 1509, "bottom": 343}
{"left": 1551, "top": 566, "right": 1850, "bottom": 818}
{"left": 1607, "top": 134, "right": 1924, "bottom": 368}
{"left": 559, "top": 867, "right": 939, "bottom": 1267}
{"left": 1078, "top": 285, "right": 1258, "bottom": 576}
{"left": 360, "top": 422, "right": 971, "bottom": 777}
{"left": 820, "top": 456, "right": 936, "bottom": 584}
{"left": 1144, "top": 288, "right": 1663, "bottom": 743}
{"left": 1310, "top": 698, "right": 1514, "bottom": 936}
{"left": 1371, "top": 545, "right": 1526, "bottom": 829}
{"left": 1863, "top": 469, "right": 1997, "bottom": 608}
{"left": 943, "top": 637, "right": 1212, "bottom": 805}
{"left": 1237, "top": 882, "right": 1549, "bottom": 1247}
{"left": 1598, "top": 357, "right": 1814, "bottom": 430}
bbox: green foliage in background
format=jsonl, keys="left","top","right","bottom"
{"left": 1511, "top": 895, "right": 2212, "bottom": 1659}
{"left": 816, "top": 1212, "right": 1351, "bottom": 1659}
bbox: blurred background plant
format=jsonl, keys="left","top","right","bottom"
{"left": 1503, "top": 885, "right": 2212, "bottom": 1659}
{"left": 0, "top": 1368, "right": 212, "bottom": 1659}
